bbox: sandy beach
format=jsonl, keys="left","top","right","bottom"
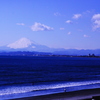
{"left": 10, "top": 88, "right": 100, "bottom": 100}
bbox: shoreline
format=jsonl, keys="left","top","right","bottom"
{"left": 10, "top": 88, "right": 100, "bottom": 100}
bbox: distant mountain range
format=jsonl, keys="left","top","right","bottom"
{"left": 0, "top": 37, "right": 100, "bottom": 55}
{"left": 0, "top": 38, "right": 65, "bottom": 52}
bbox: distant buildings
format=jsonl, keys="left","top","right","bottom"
{"left": 88, "top": 54, "right": 95, "bottom": 57}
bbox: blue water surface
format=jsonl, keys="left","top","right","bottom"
{"left": 0, "top": 56, "right": 100, "bottom": 99}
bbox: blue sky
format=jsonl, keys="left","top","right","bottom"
{"left": 1, "top": 0, "right": 100, "bottom": 49}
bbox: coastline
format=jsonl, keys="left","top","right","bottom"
{"left": 10, "top": 88, "right": 100, "bottom": 100}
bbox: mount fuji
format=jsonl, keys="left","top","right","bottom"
{"left": 0, "top": 38, "right": 100, "bottom": 55}
{"left": 0, "top": 38, "right": 59, "bottom": 52}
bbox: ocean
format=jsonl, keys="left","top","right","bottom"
{"left": 0, "top": 56, "right": 100, "bottom": 99}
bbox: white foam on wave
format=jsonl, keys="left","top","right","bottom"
{"left": 0, "top": 86, "right": 34, "bottom": 96}
{"left": 32, "top": 80, "right": 100, "bottom": 90}
{"left": 0, "top": 80, "right": 100, "bottom": 96}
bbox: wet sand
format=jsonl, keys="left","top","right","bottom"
{"left": 10, "top": 88, "right": 100, "bottom": 100}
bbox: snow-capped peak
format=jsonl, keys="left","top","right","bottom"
{"left": 7, "top": 38, "right": 34, "bottom": 49}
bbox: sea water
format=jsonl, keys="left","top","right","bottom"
{"left": 0, "top": 56, "right": 100, "bottom": 99}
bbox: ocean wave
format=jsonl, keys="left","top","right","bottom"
{"left": 0, "top": 80, "right": 100, "bottom": 96}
